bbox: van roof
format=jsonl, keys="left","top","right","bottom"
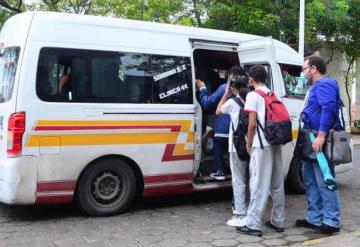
{"left": 6, "top": 11, "right": 302, "bottom": 65}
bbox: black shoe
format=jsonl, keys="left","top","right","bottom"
{"left": 295, "top": 219, "right": 318, "bottom": 229}
{"left": 236, "top": 226, "right": 262, "bottom": 237}
{"left": 314, "top": 224, "right": 340, "bottom": 235}
{"left": 265, "top": 221, "right": 285, "bottom": 233}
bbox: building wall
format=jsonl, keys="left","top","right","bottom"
{"left": 317, "top": 46, "right": 359, "bottom": 126}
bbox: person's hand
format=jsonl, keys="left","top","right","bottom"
{"left": 227, "top": 74, "right": 233, "bottom": 86}
{"left": 195, "top": 79, "right": 205, "bottom": 89}
{"left": 59, "top": 74, "right": 69, "bottom": 93}
{"left": 246, "top": 143, "right": 252, "bottom": 155}
{"left": 225, "top": 84, "right": 230, "bottom": 94}
{"left": 312, "top": 135, "right": 326, "bottom": 152}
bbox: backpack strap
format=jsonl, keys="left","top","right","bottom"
{"left": 231, "top": 96, "right": 245, "bottom": 108}
{"left": 256, "top": 119, "right": 264, "bottom": 149}
{"left": 230, "top": 97, "right": 245, "bottom": 133}
{"left": 253, "top": 89, "right": 269, "bottom": 150}
{"left": 254, "top": 89, "right": 268, "bottom": 97}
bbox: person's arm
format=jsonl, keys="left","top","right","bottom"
{"left": 215, "top": 86, "right": 231, "bottom": 115}
{"left": 198, "top": 83, "right": 226, "bottom": 110}
{"left": 58, "top": 74, "right": 69, "bottom": 93}
{"left": 313, "top": 82, "right": 337, "bottom": 152}
{"left": 246, "top": 112, "right": 257, "bottom": 154}
{"left": 244, "top": 92, "right": 257, "bottom": 154}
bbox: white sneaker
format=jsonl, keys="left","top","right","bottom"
{"left": 226, "top": 216, "right": 247, "bottom": 227}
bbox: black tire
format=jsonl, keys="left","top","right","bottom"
{"left": 285, "top": 156, "right": 306, "bottom": 194}
{"left": 76, "top": 158, "right": 137, "bottom": 216}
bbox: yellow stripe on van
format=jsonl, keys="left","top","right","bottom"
{"left": 186, "top": 133, "right": 194, "bottom": 143}
{"left": 292, "top": 129, "right": 299, "bottom": 139}
{"left": 27, "top": 133, "right": 180, "bottom": 147}
{"left": 174, "top": 144, "right": 194, "bottom": 155}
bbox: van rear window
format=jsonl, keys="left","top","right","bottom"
{"left": 36, "top": 48, "right": 193, "bottom": 104}
{"left": 0, "top": 47, "right": 20, "bottom": 103}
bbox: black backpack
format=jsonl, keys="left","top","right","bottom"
{"left": 231, "top": 97, "right": 250, "bottom": 161}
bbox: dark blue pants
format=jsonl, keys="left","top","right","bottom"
{"left": 213, "top": 136, "right": 228, "bottom": 172}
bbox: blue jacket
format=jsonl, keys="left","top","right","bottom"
{"left": 198, "top": 83, "right": 231, "bottom": 136}
{"left": 301, "top": 77, "right": 342, "bottom": 132}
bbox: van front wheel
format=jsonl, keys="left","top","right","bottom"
{"left": 76, "top": 158, "right": 136, "bottom": 216}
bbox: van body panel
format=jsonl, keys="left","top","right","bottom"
{"left": 0, "top": 155, "right": 37, "bottom": 204}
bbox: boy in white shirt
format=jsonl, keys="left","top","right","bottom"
{"left": 237, "top": 65, "right": 285, "bottom": 237}
{"left": 216, "top": 75, "right": 249, "bottom": 227}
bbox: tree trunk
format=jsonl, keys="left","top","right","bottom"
{"left": 344, "top": 59, "right": 354, "bottom": 124}
{"left": 192, "top": 0, "right": 202, "bottom": 27}
{"left": 0, "top": 0, "right": 23, "bottom": 13}
{"left": 356, "top": 60, "right": 360, "bottom": 121}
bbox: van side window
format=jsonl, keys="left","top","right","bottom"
{"left": 152, "top": 55, "right": 192, "bottom": 104}
{"left": 0, "top": 47, "right": 20, "bottom": 103}
{"left": 36, "top": 48, "right": 193, "bottom": 104}
{"left": 280, "top": 64, "right": 308, "bottom": 98}
{"left": 244, "top": 64, "right": 273, "bottom": 90}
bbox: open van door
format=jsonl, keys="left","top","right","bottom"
{"left": 239, "top": 37, "right": 302, "bottom": 186}
{"left": 238, "top": 37, "right": 284, "bottom": 95}
{"left": 190, "top": 39, "right": 240, "bottom": 183}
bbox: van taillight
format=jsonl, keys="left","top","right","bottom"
{"left": 7, "top": 112, "right": 25, "bottom": 158}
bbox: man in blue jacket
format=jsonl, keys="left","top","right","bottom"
{"left": 295, "top": 55, "right": 341, "bottom": 234}
{"left": 196, "top": 66, "right": 245, "bottom": 180}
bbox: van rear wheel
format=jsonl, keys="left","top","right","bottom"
{"left": 76, "top": 158, "right": 136, "bottom": 216}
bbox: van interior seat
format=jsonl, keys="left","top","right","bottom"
{"left": 104, "top": 61, "right": 129, "bottom": 102}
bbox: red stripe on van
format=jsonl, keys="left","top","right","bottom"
{"left": 144, "top": 172, "right": 192, "bottom": 184}
{"left": 37, "top": 180, "right": 76, "bottom": 192}
{"left": 35, "top": 125, "right": 181, "bottom": 132}
{"left": 161, "top": 144, "right": 194, "bottom": 162}
{"left": 36, "top": 195, "right": 73, "bottom": 204}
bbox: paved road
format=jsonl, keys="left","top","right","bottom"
{"left": 0, "top": 149, "right": 359, "bottom": 247}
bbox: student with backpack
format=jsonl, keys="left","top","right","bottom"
{"left": 216, "top": 75, "right": 250, "bottom": 227}
{"left": 237, "top": 65, "right": 292, "bottom": 237}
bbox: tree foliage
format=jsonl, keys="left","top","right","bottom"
{"left": 0, "top": 0, "right": 359, "bottom": 66}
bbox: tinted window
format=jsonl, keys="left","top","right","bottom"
{"left": 36, "top": 48, "right": 193, "bottom": 104}
{"left": 280, "top": 64, "right": 309, "bottom": 98}
{"left": 0, "top": 47, "right": 20, "bottom": 103}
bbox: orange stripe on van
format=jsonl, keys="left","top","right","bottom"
{"left": 36, "top": 120, "right": 193, "bottom": 131}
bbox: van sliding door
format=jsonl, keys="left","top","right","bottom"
{"left": 190, "top": 39, "right": 240, "bottom": 179}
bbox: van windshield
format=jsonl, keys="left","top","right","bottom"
{"left": 0, "top": 47, "right": 20, "bottom": 103}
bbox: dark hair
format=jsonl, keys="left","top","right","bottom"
{"left": 304, "top": 55, "right": 326, "bottom": 74}
{"left": 230, "top": 75, "right": 248, "bottom": 90}
{"left": 249, "top": 65, "right": 267, "bottom": 83}
{"left": 228, "top": 66, "right": 246, "bottom": 76}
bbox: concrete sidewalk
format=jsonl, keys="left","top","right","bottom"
{"left": 292, "top": 231, "right": 360, "bottom": 247}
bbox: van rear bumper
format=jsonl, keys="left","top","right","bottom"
{"left": 0, "top": 156, "right": 37, "bottom": 204}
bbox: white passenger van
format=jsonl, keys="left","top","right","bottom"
{"left": 0, "top": 11, "right": 352, "bottom": 216}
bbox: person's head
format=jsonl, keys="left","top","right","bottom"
{"left": 230, "top": 75, "right": 248, "bottom": 98}
{"left": 228, "top": 65, "right": 246, "bottom": 78}
{"left": 303, "top": 55, "right": 326, "bottom": 84}
{"left": 248, "top": 65, "right": 267, "bottom": 88}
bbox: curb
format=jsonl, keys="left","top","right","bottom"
{"left": 292, "top": 231, "right": 360, "bottom": 246}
